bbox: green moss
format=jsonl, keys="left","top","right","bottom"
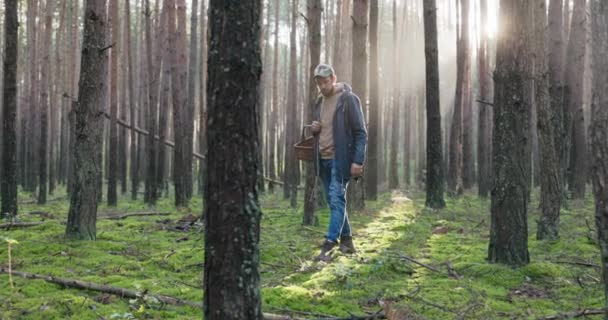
{"left": 0, "top": 186, "right": 602, "bottom": 319}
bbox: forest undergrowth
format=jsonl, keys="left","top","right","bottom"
{"left": 0, "top": 186, "right": 602, "bottom": 319}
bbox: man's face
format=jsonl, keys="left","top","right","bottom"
{"left": 315, "top": 75, "right": 336, "bottom": 97}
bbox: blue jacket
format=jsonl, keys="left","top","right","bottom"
{"left": 313, "top": 83, "right": 368, "bottom": 181}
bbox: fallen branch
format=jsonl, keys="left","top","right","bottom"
{"left": 0, "top": 222, "right": 44, "bottom": 229}
{"left": 554, "top": 260, "right": 601, "bottom": 269}
{"left": 101, "top": 212, "right": 171, "bottom": 220}
{"left": 307, "top": 312, "right": 386, "bottom": 320}
{"left": 537, "top": 308, "right": 608, "bottom": 320}
{"left": 0, "top": 268, "right": 301, "bottom": 320}
{"left": 396, "top": 253, "right": 441, "bottom": 273}
{"left": 103, "top": 112, "right": 205, "bottom": 161}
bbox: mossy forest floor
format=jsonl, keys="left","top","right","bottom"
{"left": 0, "top": 186, "right": 603, "bottom": 319}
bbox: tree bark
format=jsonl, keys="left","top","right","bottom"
{"left": 564, "top": 0, "right": 587, "bottom": 198}
{"left": 185, "top": 0, "right": 198, "bottom": 201}
{"left": 590, "top": 0, "right": 608, "bottom": 306}
{"left": 38, "top": 0, "right": 55, "bottom": 205}
{"left": 170, "top": 0, "right": 189, "bottom": 207}
{"left": 347, "top": 0, "right": 368, "bottom": 212}
{"left": 157, "top": 2, "right": 170, "bottom": 196}
{"left": 125, "top": 0, "right": 139, "bottom": 200}
{"left": 448, "top": 0, "right": 465, "bottom": 196}
{"left": 107, "top": 0, "right": 119, "bottom": 206}
{"left": 65, "top": 0, "right": 108, "bottom": 240}
{"left": 488, "top": 0, "right": 531, "bottom": 267}
{"left": 303, "top": 0, "right": 322, "bottom": 226}
{"left": 461, "top": 0, "right": 474, "bottom": 190}
{"left": 1, "top": 0, "right": 19, "bottom": 219}
{"left": 144, "top": 0, "right": 158, "bottom": 205}
{"left": 535, "top": 0, "right": 562, "bottom": 241}
{"left": 204, "top": 1, "right": 263, "bottom": 318}
{"left": 283, "top": 0, "right": 299, "bottom": 207}
{"left": 268, "top": 0, "right": 280, "bottom": 194}
{"left": 388, "top": 0, "right": 400, "bottom": 190}
{"left": 366, "top": 0, "right": 379, "bottom": 200}
{"left": 477, "top": 0, "right": 493, "bottom": 198}
{"left": 422, "top": 0, "right": 445, "bottom": 209}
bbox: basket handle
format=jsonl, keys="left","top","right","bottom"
{"left": 302, "top": 125, "right": 313, "bottom": 139}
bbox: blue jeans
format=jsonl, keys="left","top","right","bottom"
{"left": 319, "top": 159, "right": 351, "bottom": 242}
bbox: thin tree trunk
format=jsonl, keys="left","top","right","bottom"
{"left": 535, "top": 0, "right": 562, "bottom": 240}
{"left": 564, "top": 0, "right": 587, "bottom": 198}
{"left": 461, "top": 0, "right": 474, "bottom": 190}
{"left": 283, "top": 0, "right": 299, "bottom": 207}
{"left": 198, "top": 0, "right": 208, "bottom": 195}
{"left": 423, "top": 0, "right": 445, "bottom": 209}
{"left": 144, "top": 0, "right": 158, "bottom": 205}
{"left": 126, "top": 0, "right": 139, "bottom": 200}
{"left": 170, "top": 0, "right": 189, "bottom": 207}
{"left": 185, "top": 0, "right": 198, "bottom": 201}
{"left": 478, "top": 0, "right": 493, "bottom": 198}
{"left": 107, "top": 0, "right": 119, "bottom": 206}
{"left": 303, "top": 0, "right": 322, "bottom": 226}
{"left": 388, "top": 0, "right": 400, "bottom": 190}
{"left": 268, "top": 0, "right": 280, "bottom": 194}
{"left": 157, "top": 2, "right": 170, "bottom": 195}
{"left": 348, "top": 0, "right": 368, "bottom": 212}
{"left": 448, "top": 0, "right": 465, "bottom": 196}
{"left": 65, "top": 0, "right": 108, "bottom": 240}
{"left": 366, "top": 0, "right": 379, "bottom": 200}
{"left": 1, "top": 0, "right": 19, "bottom": 218}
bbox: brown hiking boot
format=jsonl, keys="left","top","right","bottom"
{"left": 339, "top": 236, "right": 356, "bottom": 254}
{"left": 315, "top": 240, "right": 336, "bottom": 262}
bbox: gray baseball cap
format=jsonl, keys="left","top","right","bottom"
{"left": 313, "top": 63, "right": 335, "bottom": 78}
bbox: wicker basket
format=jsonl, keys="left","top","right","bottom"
{"left": 294, "top": 136, "right": 314, "bottom": 161}
{"left": 294, "top": 126, "right": 314, "bottom": 162}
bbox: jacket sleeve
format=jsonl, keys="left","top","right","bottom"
{"left": 347, "top": 94, "right": 368, "bottom": 165}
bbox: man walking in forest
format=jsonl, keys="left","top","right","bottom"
{"left": 311, "top": 64, "right": 367, "bottom": 262}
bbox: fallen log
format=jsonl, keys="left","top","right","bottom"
{"left": 101, "top": 212, "right": 171, "bottom": 220}
{"left": 537, "top": 308, "right": 608, "bottom": 320}
{"left": 0, "top": 222, "right": 44, "bottom": 229}
{"left": 0, "top": 268, "right": 300, "bottom": 320}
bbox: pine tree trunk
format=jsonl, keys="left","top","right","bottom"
{"left": 366, "top": 0, "right": 379, "bottom": 200}
{"left": 157, "top": 2, "right": 170, "bottom": 195}
{"left": 283, "top": 0, "right": 299, "bottom": 207}
{"left": 388, "top": 0, "right": 400, "bottom": 190}
{"left": 448, "top": 0, "right": 465, "bottom": 196}
{"left": 423, "top": 0, "right": 445, "bottom": 209}
{"left": 535, "top": 0, "right": 562, "bottom": 241}
{"left": 477, "top": 0, "right": 493, "bottom": 198}
{"left": 268, "top": 0, "right": 280, "bottom": 194}
{"left": 303, "top": 0, "right": 322, "bottom": 226}
{"left": 184, "top": 0, "right": 198, "bottom": 201}
{"left": 38, "top": 0, "right": 55, "bottom": 205}
{"left": 26, "top": 0, "right": 39, "bottom": 194}
{"left": 488, "top": 0, "right": 531, "bottom": 267}
{"left": 203, "top": 1, "right": 262, "bottom": 318}
{"left": 2, "top": 0, "right": 19, "bottom": 219}
{"left": 198, "top": 0, "right": 208, "bottom": 195}
{"left": 461, "top": 0, "right": 474, "bottom": 191}
{"left": 107, "top": 0, "right": 119, "bottom": 206}
{"left": 125, "top": 0, "right": 139, "bottom": 200}
{"left": 564, "top": 0, "right": 587, "bottom": 198}
{"left": 590, "top": 0, "right": 608, "bottom": 306}
{"left": 170, "top": 0, "right": 189, "bottom": 207}
{"left": 65, "top": 0, "right": 108, "bottom": 240}
{"left": 347, "top": 0, "right": 368, "bottom": 212}
{"left": 144, "top": 0, "right": 158, "bottom": 205}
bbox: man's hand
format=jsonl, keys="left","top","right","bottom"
{"left": 311, "top": 121, "right": 322, "bottom": 134}
{"left": 351, "top": 163, "right": 364, "bottom": 178}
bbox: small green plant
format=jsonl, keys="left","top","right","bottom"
{"left": 4, "top": 237, "right": 19, "bottom": 289}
